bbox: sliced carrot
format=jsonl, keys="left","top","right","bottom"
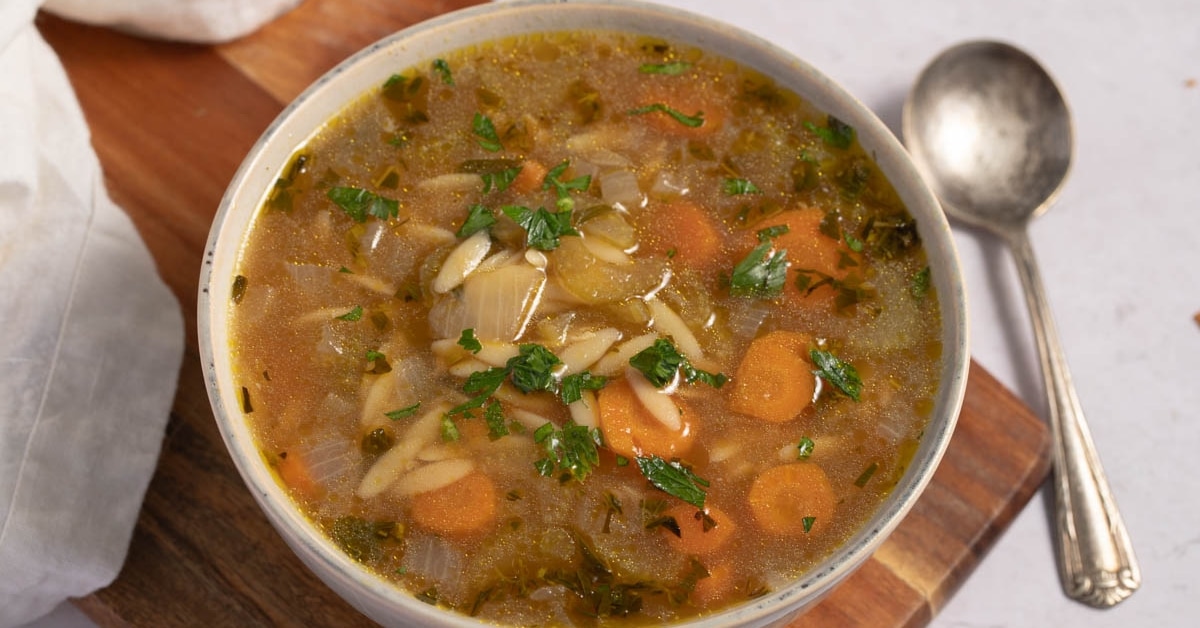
{"left": 690, "top": 561, "right": 734, "bottom": 608}
{"left": 598, "top": 377, "right": 694, "bottom": 460}
{"left": 661, "top": 503, "right": 737, "bottom": 557}
{"left": 633, "top": 83, "right": 726, "bottom": 139}
{"left": 728, "top": 330, "right": 815, "bottom": 423}
{"left": 747, "top": 463, "right": 837, "bottom": 537}
{"left": 511, "top": 159, "right": 548, "bottom": 194}
{"left": 275, "top": 452, "right": 324, "bottom": 502}
{"left": 638, "top": 201, "right": 728, "bottom": 272}
{"left": 745, "top": 208, "right": 860, "bottom": 309}
{"left": 409, "top": 470, "right": 498, "bottom": 540}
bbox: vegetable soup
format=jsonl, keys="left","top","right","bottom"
{"left": 229, "top": 30, "right": 942, "bottom": 626}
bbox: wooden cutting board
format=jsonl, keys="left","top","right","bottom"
{"left": 38, "top": 2, "right": 1051, "bottom": 626}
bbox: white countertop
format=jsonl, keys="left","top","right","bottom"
{"left": 28, "top": 0, "right": 1200, "bottom": 626}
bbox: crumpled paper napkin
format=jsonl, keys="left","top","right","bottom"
{"left": 0, "top": 1, "right": 299, "bottom": 626}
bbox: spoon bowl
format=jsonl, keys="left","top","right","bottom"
{"left": 904, "top": 41, "right": 1072, "bottom": 230}
{"left": 903, "top": 40, "right": 1140, "bottom": 608}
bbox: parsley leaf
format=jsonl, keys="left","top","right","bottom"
{"left": 796, "top": 436, "right": 815, "bottom": 460}
{"left": 447, "top": 366, "right": 509, "bottom": 417}
{"left": 638, "top": 61, "right": 691, "bottom": 75}
{"left": 636, "top": 455, "right": 709, "bottom": 509}
{"left": 628, "top": 338, "right": 687, "bottom": 387}
{"left": 805, "top": 115, "right": 856, "bottom": 150}
{"left": 730, "top": 241, "right": 789, "bottom": 298}
{"left": 483, "top": 400, "right": 509, "bottom": 440}
{"left": 542, "top": 160, "right": 591, "bottom": 211}
{"left": 472, "top": 112, "right": 503, "bottom": 152}
{"left": 911, "top": 266, "right": 932, "bottom": 300}
{"left": 457, "top": 328, "right": 482, "bottom": 353}
{"left": 755, "top": 224, "right": 790, "bottom": 242}
{"left": 810, "top": 348, "right": 862, "bottom": 401}
{"left": 627, "top": 103, "right": 705, "bottom": 128}
{"left": 854, "top": 462, "right": 878, "bottom": 488}
{"left": 802, "top": 516, "right": 817, "bottom": 533}
{"left": 336, "top": 305, "right": 364, "bottom": 321}
{"left": 432, "top": 58, "right": 454, "bottom": 85}
{"left": 534, "top": 421, "right": 603, "bottom": 482}
{"left": 501, "top": 205, "right": 580, "bottom": 251}
{"left": 456, "top": 204, "right": 496, "bottom": 238}
{"left": 507, "top": 344, "right": 562, "bottom": 394}
{"left": 327, "top": 187, "right": 399, "bottom": 222}
{"left": 560, "top": 371, "right": 608, "bottom": 404}
{"left": 629, "top": 338, "right": 726, "bottom": 389}
{"left": 441, "top": 414, "right": 461, "bottom": 442}
{"left": 385, "top": 402, "right": 422, "bottom": 421}
{"left": 722, "top": 178, "right": 761, "bottom": 195}
{"left": 482, "top": 166, "right": 522, "bottom": 194}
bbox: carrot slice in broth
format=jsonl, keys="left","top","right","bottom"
{"left": 747, "top": 463, "right": 837, "bottom": 537}
{"left": 728, "top": 330, "right": 816, "bottom": 423}
{"left": 410, "top": 470, "right": 498, "bottom": 540}
{"left": 598, "top": 377, "right": 694, "bottom": 460}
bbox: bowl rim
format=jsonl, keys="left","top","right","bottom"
{"left": 198, "top": 0, "right": 970, "bottom": 625}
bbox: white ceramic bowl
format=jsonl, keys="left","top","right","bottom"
{"left": 199, "top": 1, "right": 969, "bottom": 625}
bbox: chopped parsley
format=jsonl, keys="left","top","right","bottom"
{"left": 482, "top": 166, "right": 521, "bottom": 193}
{"left": 457, "top": 328, "right": 482, "bottom": 353}
{"left": 810, "top": 348, "right": 862, "bottom": 401}
{"left": 629, "top": 338, "right": 727, "bottom": 389}
{"left": 542, "top": 160, "right": 592, "bottom": 211}
{"left": 854, "top": 462, "right": 879, "bottom": 488}
{"left": 534, "top": 421, "right": 603, "bottom": 482}
{"left": 802, "top": 516, "right": 817, "bottom": 533}
{"left": 501, "top": 205, "right": 580, "bottom": 251}
{"left": 385, "top": 402, "right": 422, "bottom": 421}
{"left": 911, "top": 266, "right": 932, "bottom": 299}
{"left": 456, "top": 204, "right": 496, "bottom": 238}
{"left": 336, "top": 305, "right": 364, "bottom": 321}
{"left": 796, "top": 436, "right": 815, "bottom": 460}
{"left": 729, "top": 241, "right": 789, "bottom": 298}
{"left": 483, "top": 400, "right": 509, "bottom": 440}
{"left": 432, "top": 58, "right": 454, "bottom": 85}
{"left": 638, "top": 61, "right": 691, "bottom": 75}
{"left": 507, "top": 344, "right": 562, "bottom": 394}
{"left": 440, "top": 414, "right": 461, "bottom": 442}
{"left": 805, "top": 115, "right": 856, "bottom": 149}
{"left": 472, "top": 112, "right": 503, "bottom": 152}
{"left": 627, "top": 103, "right": 705, "bottom": 128}
{"left": 560, "top": 371, "right": 608, "bottom": 404}
{"left": 636, "top": 455, "right": 709, "bottom": 509}
{"left": 326, "top": 186, "right": 399, "bottom": 222}
{"left": 722, "top": 177, "right": 762, "bottom": 195}
{"left": 231, "top": 275, "right": 248, "bottom": 304}
{"left": 755, "top": 224, "right": 790, "bottom": 242}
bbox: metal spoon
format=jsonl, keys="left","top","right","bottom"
{"left": 902, "top": 41, "right": 1140, "bottom": 608}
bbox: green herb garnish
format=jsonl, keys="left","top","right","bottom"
{"left": 755, "top": 224, "right": 790, "bottom": 242}
{"left": 730, "top": 241, "right": 789, "bottom": 298}
{"left": 542, "top": 160, "right": 592, "bottom": 211}
{"left": 802, "top": 516, "right": 817, "bottom": 533}
{"left": 636, "top": 455, "right": 709, "bottom": 509}
{"left": 457, "top": 203, "right": 496, "bottom": 238}
{"left": 482, "top": 166, "right": 521, "bottom": 194}
{"left": 440, "top": 414, "right": 461, "bottom": 442}
{"left": 854, "top": 462, "right": 878, "bottom": 488}
{"left": 560, "top": 371, "right": 608, "bottom": 404}
{"left": 231, "top": 275, "right": 248, "bottom": 304}
{"left": 805, "top": 115, "right": 856, "bottom": 149}
{"left": 502, "top": 205, "right": 580, "bottom": 251}
{"left": 638, "top": 61, "right": 691, "bottom": 75}
{"left": 723, "top": 178, "right": 762, "bottom": 195}
{"left": 327, "top": 186, "right": 399, "bottom": 222}
{"left": 447, "top": 366, "right": 509, "bottom": 417}
{"left": 457, "top": 328, "right": 483, "bottom": 353}
{"left": 336, "top": 305, "right": 364, "bottom": 321}
{"left": 911, "top": 266, "right": 932, "bottom": 299}
{"left": 627, "top": 103, "right": 705, "bottom": 128}
{"left": 432, "top": 58, "right": 454, "bottom": 85}
{"left": 472, "top": 112, "right": 503, "bottom": 152}
{"left": 508, "top": 344, "right": 562, "bottom": 394}
{"left": 796, "top": 436, "right": 815, "bottom": 460}
{"left": 810, "top": 348, "right": 862, "bottom": 401}
{"left": 483, "top": 399, "right": 509, "bottom": 440}
{"left": 385, "top": 402, "right": 422, "bottom": 421}
{"left": 844, "top": 232, "right": 864, "bottom": 252}
{"left": 629, "top": 337, "right": 726, "bottom": 389}
{"left": 534, "top": 421, "right": 603, "bottom": 482}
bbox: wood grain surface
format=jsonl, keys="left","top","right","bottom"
{"left": 38, "top": 1, "right": 1052, "bottom": 625}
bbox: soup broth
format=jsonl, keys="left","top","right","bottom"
{"left": 229, "top": 30, "right": 941, "bottom": 626}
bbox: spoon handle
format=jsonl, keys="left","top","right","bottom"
{"left": 1007, "top": 229, "right": 1141, "bottom": 608}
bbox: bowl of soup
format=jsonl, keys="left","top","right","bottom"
{"left": 199, "top": 0, "right": 968, "bottom": 625}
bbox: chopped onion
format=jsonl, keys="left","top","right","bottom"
{"left": 557, "top": 327, "right": 622, "bottom": 375}
{"left": 581, "top": 237, "right": 631, "bottom": 265}
{"left": 402, "top": 535, "right": 464, "bottom": 595}
{"left": 432, "top": 230, "right": 491, "bottom": 294}
{"left": 393, "top": 458, "right": 475, "bottom": 496}
{"left": 726, "top": 299, "right": 772, "bottom": 340}
{"left": 342, "top": 273, "right": 395, "bottom": 296}
{"left": 648, "top": 169, "right": 689, "bottom": 199}
{"left": 428, "top": 263, "right": 546, "bottom": 341}
{"left": 297, "top": 438, "right": 355, "bottom": 487}
{"left": 356, "top": 402, "right": 445, "bottom": 499}
{"left": 475, "top": 249, "right": 523, "bottom": 274}
{"left": 625, "top": 367, "right": 682, "bottom": 431}
{"left": 598, "top": 170, "right": 644, "bottom": 209}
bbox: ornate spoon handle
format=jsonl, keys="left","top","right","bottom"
{"left": 1007, "top": 228, "right": 1140, "bottom": 608}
